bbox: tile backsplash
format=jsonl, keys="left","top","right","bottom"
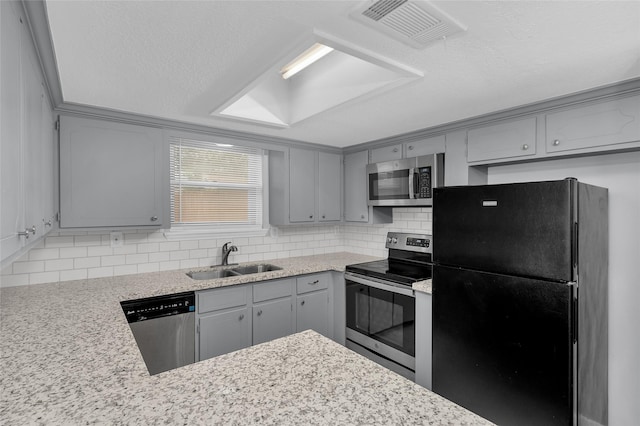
{"left": 0, "top": 208, "right": 432, "bottom": 287}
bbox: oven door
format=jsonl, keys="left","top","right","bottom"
{"left": 345, "top": 273, "right": 415, "bottom": 370}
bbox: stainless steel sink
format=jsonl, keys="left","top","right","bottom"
{"left": 230, "top": 264, "right": 282, "bottom": 274}
{"left": 186, "top": 264, "right": 282, "bottom": 280}
{"left": 186, "top": 269, "right": 240, "bottom": 280}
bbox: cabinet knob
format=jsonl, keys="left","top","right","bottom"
{"left": 322, "top": 215, "right": 325, "bottom": 219}
{"left": 553, "top": 139, "right": 560, "bottom": 146}
{"left": 301, "top": 300, "right": 305, "bottom": 306}
{"left": 408, "top": 145, "right": 414, "bottom": 151}
{"left": 150, "top": 216, "right": 158, "bottom": 222}
{"left": 392, "top": 147, "right": 398, "bottom": 153}
{"left": 238, "top": 314, "right": 245, "bottom": 321}
{"left": 309, "top": 215, "right": 313, "bottom": 219}
{"left": 257, "top": 310, "right": 263, "bottom": 316}
{"left": 522, "top": 144, "right": 529, "bottom": 150}
{"left": 360, "top": 215, "right": 365, "bottom": 219}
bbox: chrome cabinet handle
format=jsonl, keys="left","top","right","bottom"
{"left": 553, "top": 139, "right": 560, "bottom": 146}
{"left": 522, "top": 144, "right": 529, "bottom": 150}
{"left": 257, "top": 310, "right": 262, "bottom": 316}
{"left": 150, "top": 216, "right": 158, "bottom": 222}
{"left": 301, "top": 300, "right": 305, "bottom": 306}
{"left": 239, "top": 314, "right": 244, "bottom": 321}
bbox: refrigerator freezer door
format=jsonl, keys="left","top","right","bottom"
{"left": 432, "top": 265, "right": 574, "bottom": 426}
{"left": 433, "top": 179, "right": 575, "bottom": 282}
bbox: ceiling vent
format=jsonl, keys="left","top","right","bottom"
{"left": 351, "top": 0, "right": 467, "bottom": 49}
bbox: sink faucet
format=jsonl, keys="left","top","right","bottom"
{"left": 221, "top": 241, "right": 238, "bottom": 266}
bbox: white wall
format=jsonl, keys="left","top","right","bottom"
{"left": 487, "top": 151, "right": 640, "bottom": 426}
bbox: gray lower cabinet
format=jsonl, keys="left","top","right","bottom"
{"left": 198, "top": 306, "right": 251, "bottom": 360}
{"left": 196, "top": 284, "right": 252, "bottom": 362}
{"left": 415, "top": 291, "right": 432, "bottom": 390}
{"left": 252, "top": 278, "right": 295, "bottom": 345}
{"left": 295, "top": 273, "right": 331, "bottom": 338}
{"left": 197, "top": 274, "right": 333, "bottom": 361}
{"left": 296, "top": 291, "right": 329, "bottom": 337}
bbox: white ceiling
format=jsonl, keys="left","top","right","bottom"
{"left": 45, "top": 0, "right": 640, "bottom": 148}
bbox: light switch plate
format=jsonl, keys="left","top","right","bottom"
{"left": 110, "top": 231, "right": 123, "bottom": 248}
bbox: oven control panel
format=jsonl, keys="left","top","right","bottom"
{"left": 385, "top": 232, "right": 432, "bottom": 253}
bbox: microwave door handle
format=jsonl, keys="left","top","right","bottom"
{"left": 408, "top": 168, "right": 415, "bottom": 198}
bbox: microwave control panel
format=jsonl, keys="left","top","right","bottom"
{"left": 417, "top": 167, "right": 431, "bottom": 198}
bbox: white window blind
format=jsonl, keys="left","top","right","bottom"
{"left": 169, "top": 137, "right": 263, "bottom": 230}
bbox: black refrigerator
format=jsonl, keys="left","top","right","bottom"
{"left": 432, "top": 178, "right": 608, "bottom": 426}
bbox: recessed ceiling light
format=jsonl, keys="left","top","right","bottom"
{"left": 280, "top": 43, "right": 334, "bottom": 80}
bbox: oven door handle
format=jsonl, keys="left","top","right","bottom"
{"left": 345, "top": 272, "right": 415, "bottom": 297}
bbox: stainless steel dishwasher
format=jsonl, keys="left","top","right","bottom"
{"left": 121, "top": 292, "right": 195, "bottom": 375}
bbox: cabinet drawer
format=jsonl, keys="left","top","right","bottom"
{"left": 253, "top": 278, "right": 294, "bottom": 303}
{"left": 545, "top": 94, "right": 640, "bottom": 153}
{"left": 467, "top": 117, "right": 536, "bottom": 163}
{"left": 198, "top": 285, "right": 248, "bottom": 314}
{"left": 296, "top": 273, "right": 329, "bottom": 294}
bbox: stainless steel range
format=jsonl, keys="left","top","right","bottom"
{"left": 345, "top": 232, "right": 432, "bottom": 380}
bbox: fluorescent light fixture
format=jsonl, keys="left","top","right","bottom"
{"left": 280, "top": 43, "right": 334, "bottom": 80}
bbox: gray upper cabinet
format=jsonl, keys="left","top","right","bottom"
{"left": 370, "top": 144, "right": 402, "bottom": 163}
{"left": 289, "top": 148, "right": 317, "bottom": 223}
{"left": 318, "top": 152, "right": 342, "bottom": 222}
{"left": 404, "top": 135, "right": 446, "bottom": 158}
{"left": 344, "top": 150, "right": 369, "bottom": 223}
{"left": 59, "top": 116, "right": 164, "bottom": 228}
{"left": 545, "top": 94, "right": 640, "bottom": 154}
{"left": 269, "top": 148, "right": 342, "bottom": 225}
{"left": 1, "top": 1, "right": 56, "bottom": 264}
{"left": 467, "top": 117, "right": 537, "bottom": 163}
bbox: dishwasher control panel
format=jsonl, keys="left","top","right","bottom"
{"left": 121, "top": 292, "right": 195, "bottom": 323}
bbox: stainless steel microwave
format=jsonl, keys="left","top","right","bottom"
{"left": 366, "top": 153, "right": 444, "bottom": 207}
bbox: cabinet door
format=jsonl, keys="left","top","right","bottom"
{"left": 289, "top": 148, "right": 316, "bottom": 223}
{"left": 296, "top": 290, "right": 329, "bottom": 338}
{"left": 22, "top": 41, "right": 44, "bottom": 235}
{"left": 0, "top": 1, "right": 24, "bottom": 258}
{"left": 253, "top": 297, "right": 294, "bottom": 345}
{"left": 344, "top": 150, "right": 369, "bottom": 223}
{"left": 467, "top": 117, "right": 536, "bottom": 163}
{"left": 41, "top": 90, "right": 56, "bottom": 229}
{"left": 59, "top": 116, "right": 164, "bottom": 228}
{"left": 404, "top": 135, "right": 446, "bottom": 158}
{"left": 198, "top": 306, "right": 251, "bottom": 361}
{"left": 318, "top": 152, "right": 341, "bottom": 222}
{"left": 370, "top": 144, "right": 402, "bottom": 163}
{"left": 546, "top": 94, "right": 640, "bottom": 153}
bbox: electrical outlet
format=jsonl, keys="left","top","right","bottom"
{"left": 110, "top": 231, "right": 123, "bottom": 248}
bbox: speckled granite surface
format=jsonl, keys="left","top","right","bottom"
{"left": 413, "top": 278, "right": 433, "bottom": 294}
{"left": 0, "top": 252, "right": 490, "bottom": 425}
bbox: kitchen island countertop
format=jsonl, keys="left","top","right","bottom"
{"left": 0, "top": 252, "right": 487, "bottom": 424}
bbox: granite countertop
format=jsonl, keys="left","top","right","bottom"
{"left": 0, "top": 252, "right": 485, "bottom": 424}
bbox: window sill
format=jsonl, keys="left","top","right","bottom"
{"left": 163, "top": 227, "right": 270, "bottom": 241}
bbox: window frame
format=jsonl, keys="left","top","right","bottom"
{"left": 163, "top": 131, "right": 270, "bottom": 240}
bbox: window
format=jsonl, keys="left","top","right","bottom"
{"left": 169, "top": 136, "right": 264, "bottom": 232}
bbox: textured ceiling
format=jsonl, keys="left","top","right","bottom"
{"left": 45, "top": 0, "right": 640, "bottom": 148}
